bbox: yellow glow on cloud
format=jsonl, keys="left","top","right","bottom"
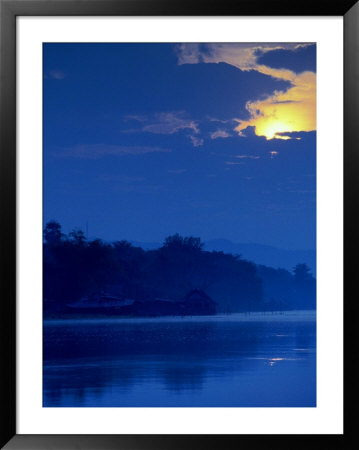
{"left": 176, "top": 44, "right": 316, "bottom": 140}
{"left": 235, "top": 71, "right": 316, "bottom": 140}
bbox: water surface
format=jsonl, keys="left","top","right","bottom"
{"left": 43, "top": 311, "right": 316, "bottom": 407}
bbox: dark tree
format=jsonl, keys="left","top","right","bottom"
{"left": 69, "top": 229, "right": 87, "bottom": 246}
{"left": 293, "top": 263, "right": 312, "bottom": 281}
{"left": 43, "top": 220, "right": 63, "bottom": 245}
{"left": 292, "top": 263, "right": 316, "bottom": 309}
{"left": 163, "top": 233, "right": 204, "bottom": 252}
{"left": 43, "top": 222, "right": 315, "bottom": 316}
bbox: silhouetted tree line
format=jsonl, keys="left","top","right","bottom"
{"left": 43, "top": 221, "right": 316, "bottom": 314}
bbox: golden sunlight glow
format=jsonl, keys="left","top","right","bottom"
{"left": 175, "top": 44, "right": 316, "bottom": 141}
{"left": 260, "top": 121, "right": 294, "bottom": 140}
{"left": 235, "top": 71, "right": 316, "bottom": 140}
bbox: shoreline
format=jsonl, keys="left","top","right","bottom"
{"left": 43, "top": 309, "right": 316, "bottom": 325}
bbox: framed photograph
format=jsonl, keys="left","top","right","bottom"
{"left": 1, "top": 0, "right": 356, "bottom": 448}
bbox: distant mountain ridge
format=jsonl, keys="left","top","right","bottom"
{"left": 130, "top": 239, "right": 316, "bottom": 274}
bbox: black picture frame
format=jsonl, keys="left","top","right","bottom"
{"left": 1, "top": 1, "right": 357, "bottom": 448}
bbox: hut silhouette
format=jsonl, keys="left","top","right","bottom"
{"left": 183, "top": 289, "right": 216, "bottom": 315}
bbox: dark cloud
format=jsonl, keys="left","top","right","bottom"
{"left": 256, "top": 44, "right": 316, "bottom": 74}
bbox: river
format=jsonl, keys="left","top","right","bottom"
{"left": 43, "top": 311, "right": 316, "bottom": 407}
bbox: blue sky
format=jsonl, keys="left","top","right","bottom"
{"left": 43, "top": 43, "right": 316, "bottom": 250}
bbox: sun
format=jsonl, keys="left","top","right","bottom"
{"left": 235, "top": 71, "right": 316, "bottom": 140}
{"left": 256, "top": 117, "right": 296, "bottom": 140}
{"left": 255, "top": 119, "right": 295, "bottom": 140}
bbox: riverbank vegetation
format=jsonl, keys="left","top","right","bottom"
{"left": 43, "top": 221, "right": 316, "bottom": 315}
